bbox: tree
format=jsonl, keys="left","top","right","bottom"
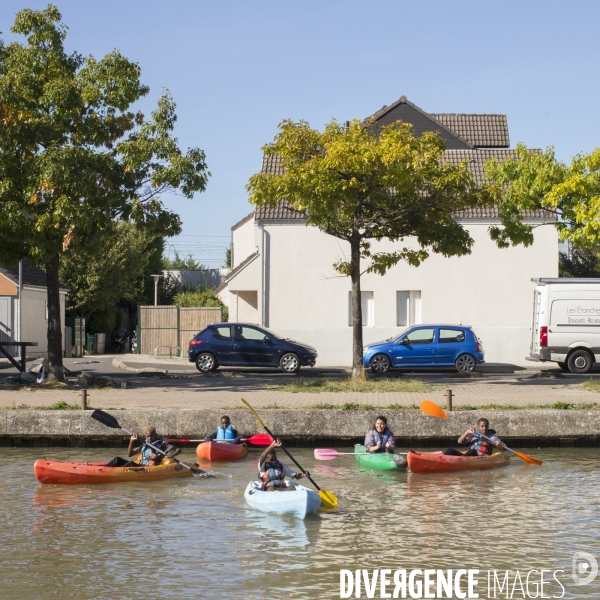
{"left": 59, "top": 220, "right": 158, "bottom": 320}
{"left": 223, "top": 247, "right": 231, "bottom": 269}
{"left": 163, "top": 250, "right": 203, "bottom": 270}
{"left": 0, "top": 6, "right": 209, "bottom": 381}
{"left": 559, "top": 245, "right": 600, "bottom": 278}
{"left": 173, "top": 285, "right": 228, "bottom": 320}
{"left": 484, "top": 143, "right": 600, "bottom": 249}
{"left": 247, "top": 119, "right": 496, "bottom": 377}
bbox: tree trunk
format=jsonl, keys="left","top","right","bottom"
{"left": 350, "top": 235, "right": 364, "bottom": 379}
{"left": 46, "top": 253, "right": 65, "bottom": 382}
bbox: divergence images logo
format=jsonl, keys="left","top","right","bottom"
{"left": 572, "top": 551, "right": 598, "bottom": 586}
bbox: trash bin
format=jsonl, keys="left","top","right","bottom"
{"left": 86, "top": 334, "right": 94, "bottom": 355}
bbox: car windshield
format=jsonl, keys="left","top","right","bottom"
{"left": 260, "top": 326, "right": 284, "bottom": 340}
{"left": 387, "top": 327, "right": 410, "bottom": 342}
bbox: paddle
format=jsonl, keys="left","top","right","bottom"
{"left": 239, "top": 398, "right": 339, "bottom": 508}
{"left": 419, "top": 400, "right": 543, "bottom": 466}
{"left": 90, "top": 409, "right": 207, "bottom": 475}
{"left": 314, "top": 448, "right": 408, "bottom": 460}
{"left": 164, "top": 434, "right": 274, "bottom": 445}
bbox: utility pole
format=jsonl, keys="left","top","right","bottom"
{"left": 151, "top": 274, "right": 162, "bottom": 306}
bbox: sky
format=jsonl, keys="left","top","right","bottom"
{"left": 2, "top": 1, "right": 600, "bottom": 266}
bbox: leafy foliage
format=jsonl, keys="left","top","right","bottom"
{"left": 485, "top": 143, "right": 600, "bottom": 248}
{"left": 173, "top": 285, "right": 227, "bottom": 320}
{"left": 559, "top": 245, "right": 600, "bottom": 278}
{"left": 0, "top": 5, "right": 209, "bottom": 380}
{"left": 163, "top": 250, "right": 204, "bottom": 270}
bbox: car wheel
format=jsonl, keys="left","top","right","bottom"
{"left": 195, "top": 352, "right": 217, "bottom": 373}
{"left": 370, "top": 354, "right": 391, "bottom": 374}
{"left": 567, "top": 349, "right": 593, "bottom": 374}
{"left": 279, "top": 353, "right": 300, "bottom": 373}
{"left": 455, "top": 354, "right": 476, "bottom": 373}
{"left": 557, "top": 362, "right": 569, "bottom": 371}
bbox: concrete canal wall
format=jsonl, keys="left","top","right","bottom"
{"left": 0, "top": 409, "right": 599, "bottom": 447}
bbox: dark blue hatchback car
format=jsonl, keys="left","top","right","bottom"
{"left": 188, "top": 323, "right": 318, "bottom": 373}
{"left": 363, "top": 325, "right": 484, "bottom": 373}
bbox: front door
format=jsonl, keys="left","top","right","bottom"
{"left": 392, "top": 327, "right": 436, "bottom": 366}
{"left": 231, "top": 326, "right": 278, "bottom": 366}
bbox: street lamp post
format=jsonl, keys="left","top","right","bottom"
{"left": 151, "top": 274, "right": 162, "bottom": 306}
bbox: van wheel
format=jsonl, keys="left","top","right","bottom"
{"left": 557, "top": 362, "right": 569, "bottom": 371}
{"left": 455, "top": 354, "right": 476, "bottom": 372}
{"left": 567, "top": 350, "right": 593, "bottom": 374}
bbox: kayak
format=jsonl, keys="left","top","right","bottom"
{"left": 353, "top": 445, "right": 408, "bottom": 471}
{"left": 407, "top": 450, "right": 510, "bottom": 474}
{"left": 34, "top": 457, "right": 193, "bottom": 485}
{"left": 244, "top": 481, "right": 321, "bottom": 518}
{"left": 196, "top": 441, "right": 248, "bottom": 462}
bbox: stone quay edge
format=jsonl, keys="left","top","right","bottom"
{"left": 0, "top": 409, "right": 598, "bottom": 447}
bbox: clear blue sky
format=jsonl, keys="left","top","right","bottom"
{"left": 3, "top": 1, "right": 599, "bottom": 264}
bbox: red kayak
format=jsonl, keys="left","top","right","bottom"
{"left": 407, "top": 450, "right": 510, "bottom": 474}
{"left": 196, "top": 441, "right": 248, "bottom": 462}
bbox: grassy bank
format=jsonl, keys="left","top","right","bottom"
{"left": 267, "top": 377, "right": 435, "bottom": 394}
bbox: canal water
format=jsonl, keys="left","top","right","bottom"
{"left": 0, "top": 447, "right": 598, "bottom": 599}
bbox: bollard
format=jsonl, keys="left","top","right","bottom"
{"left": 80, "top": 389, "right": 88, "bottom": 410}
{"left": 445, "top": 389, "right": 453, "bottom": 411}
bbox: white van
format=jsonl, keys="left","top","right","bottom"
{"left": 529, "top": 278, "right": 600, "bottom": 373}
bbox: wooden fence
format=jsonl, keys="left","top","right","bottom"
{"left": 138, "top": 306, "right": 222, "bottom": 356}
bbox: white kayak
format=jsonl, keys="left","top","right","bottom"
{"left": 244, "top": 481, "right": 321, "bottom": 519}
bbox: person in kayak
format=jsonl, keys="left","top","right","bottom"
{"left": 365, "top": 416, "right": 396, "bottom": 453}
{"left": 258, "top": 439, "right": 310, "bottom": 490}
{"left": 443, "top": 418, "right": 506, "bottom": 457}
{"left": 204, "top": 415, "right": 243, "bottom": 444}
{"left": 105, "top": 426, "right": 181, "bottom": 467}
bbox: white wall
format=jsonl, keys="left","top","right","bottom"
{"left": 20, "top": 287, "right": 67, "bottom": 355}
{"left": 232, "top": 216, "right": 258, "bottom": 268}
{"left": 255, "top": 220, "right": 558, "bottom": 366}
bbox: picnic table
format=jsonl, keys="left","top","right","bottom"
{"left": 0, "top": 342, "right": 38, "bottom": 373}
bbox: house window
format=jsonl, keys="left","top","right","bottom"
{"left": 397, "top": 291, "right": 421, "bottom": 326}
{"left": 348, "top": 291, "right": 374, "bottom": 327}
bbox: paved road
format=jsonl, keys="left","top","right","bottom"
{"left": 1, "top": 355, "right": 599, "bottom": 410}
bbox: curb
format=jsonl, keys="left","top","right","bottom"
{"left": 111, "top": 357, "right": 197, "bottom": 375}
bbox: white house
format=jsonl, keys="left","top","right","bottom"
{"left": 0, "top": 261, "right": 67, "bottom": 357}
{"left": 217, "top": 96, "right": 558, "bottom": 366}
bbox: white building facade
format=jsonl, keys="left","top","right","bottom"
{"left": 217, "top": 97, "right": 558, "bottom": 366}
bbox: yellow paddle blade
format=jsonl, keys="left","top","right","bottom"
{"left": 240, "top": 397, "right": 267, "bottom": 429}
{"left": 319, "top": 489, "right": 339, "bottom": 509}
{"left": 514, "top": 451, "right": 543, "bottom": 466}
{"left": 420, "top": 400, "right": 449, "bottom": 419}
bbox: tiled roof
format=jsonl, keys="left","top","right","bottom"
{"left": 430, "top": 114, "right": 509, "bottom": 148}
{"left": 256, "top": 149, "right": 551, "bottom": 220}
{"left": 0, "top": 260, "right": 68, "bottom": 290}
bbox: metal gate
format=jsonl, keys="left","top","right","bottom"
{"left": 138, "top": 306, "right": 222, "bottom": 356}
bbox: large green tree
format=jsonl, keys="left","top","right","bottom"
{"left": 484, "top": 143, "right": 600, "bottom": 249}
{"left": 0, "top": 5, "right": 209, "bottom": 381}
{"left": 247, "top": 118, "right": 497, "bottom": 377}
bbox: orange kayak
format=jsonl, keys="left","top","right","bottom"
{"left": 407, "top": 450, "right": 510, "bottom": 474}
{"left": 34, "top": 457, "right": 193, "bottom": 484}
{"left": 196, "top": 441, "right": 248, "bottom": 462}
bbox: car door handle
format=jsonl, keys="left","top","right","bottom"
{"left": 233, "top": 344, "right": 239, "bottom": 349}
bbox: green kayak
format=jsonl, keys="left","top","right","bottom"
{"left": 354, "top": 445, "right": 407, "bottom": 471}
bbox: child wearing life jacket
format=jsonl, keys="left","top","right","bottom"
{"left": 105, "top": 426, "right": 180, "bottom": 467}
{"left": 443, "top": 418, "right": 506, "bottom": 457}
{"left": 204, "top": 415, "right": 243, "bottom": 444}
{"left": 364, "top": 415, "right": 396, "bottom": 453}
{"left": 258, "top": 439, "right": 310, "bottom": 490}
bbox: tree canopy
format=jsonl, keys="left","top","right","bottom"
{"left": 0, "top": 5, "right": 209, "bottom": 380}
{"left": 247, "top": 118, "right": 497, "bottom": 376}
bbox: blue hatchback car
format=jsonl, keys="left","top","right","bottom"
{"left": 363, "top": 325, "right": 484, "bottom": 373}
{"left": 188, "top": 323, "right": 318, "bottom": 373}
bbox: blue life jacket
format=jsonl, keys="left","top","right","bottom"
{"left": 216, "top": 425, "right": 235, "bottom": 440}
{"left": 139, "top": 438, "right": 166, "bottom": 466}
{"left": 373, "top": 428, "right": 392, "bottom": 453}
{"left": 260, "top": 461, "right": 287, "bottom": 490}
{"left": 466, "top": 429, "right": 498, "bottom": 456}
